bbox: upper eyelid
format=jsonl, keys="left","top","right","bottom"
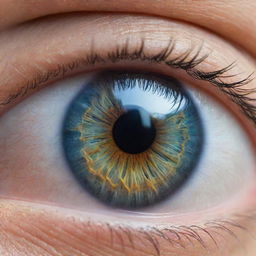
{"left": 1, "top": 38, "right": 255, "bottom": 124}
{"left": 0, "top": 13, "right": 255, "bottom": 126}
{"left": 1, "top": 0, "right": 256, "bottom": 60}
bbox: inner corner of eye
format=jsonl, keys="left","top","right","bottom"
{"left": 60, "top": 70, "right": 255, "bottom": 212}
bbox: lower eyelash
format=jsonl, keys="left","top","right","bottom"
{"left": 101, "top": 216, "right": 252, "bottom": 255}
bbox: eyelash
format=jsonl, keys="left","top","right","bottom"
{"left": 94, "top": 213, "right": 253, "bottom": 255}
{"left": 2, "top": 38, "right": 255, "bottom": 125}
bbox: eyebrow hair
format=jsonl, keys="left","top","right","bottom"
{"left": 1, "top": 39, "right": 255, "bottom": 124}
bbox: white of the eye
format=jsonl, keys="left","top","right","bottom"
{"left": 152, "top": 86, "right": 256, "bottom": 213}
{"left": 0, "top": 73, "right": 255, "bottom": 216}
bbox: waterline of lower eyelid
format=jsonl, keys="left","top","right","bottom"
{"left": 0, "top": 196, "right": 252, "bottom": 224}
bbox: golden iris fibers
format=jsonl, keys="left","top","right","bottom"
{"left": 62, "top": 71, "right": 204, "bottom": 209}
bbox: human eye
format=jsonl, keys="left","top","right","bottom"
{"left": 0, "top": 13, "right": 256, "bottom": 255}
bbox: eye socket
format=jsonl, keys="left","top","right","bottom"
{"left": 62, "top": 71, "right": 204, "bottom": 209}
{"left": 0, "top": 67, "right": 255, "bottom": 216}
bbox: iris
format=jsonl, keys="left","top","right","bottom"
{"left": 62, "top": 71, "right": 204, "bottom": 209}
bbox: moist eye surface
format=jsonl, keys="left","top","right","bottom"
{"left": 62, "top": 71, "right": 204, "bottom": 209}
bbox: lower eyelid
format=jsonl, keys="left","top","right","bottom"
{"left": 0, "top": 200, "right": 255, "bottom": 256}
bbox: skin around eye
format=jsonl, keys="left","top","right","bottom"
{"left": 0, "top": 1, "right": 256, "bottom": 59}
{"left": 0, "top": 10, "right": 256, "bottom": 256}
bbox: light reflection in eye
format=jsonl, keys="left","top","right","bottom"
{"left": 113, "top": 80, "right": 186, "bottom": 115}
{"left": 62, "top": 71, "right": 204, "bottom": 209}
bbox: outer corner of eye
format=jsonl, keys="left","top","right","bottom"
{"left": 0, "top": 69, "right": 255, "bottom": 220}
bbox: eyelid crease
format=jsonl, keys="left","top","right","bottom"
{"left": 1, "top": 38, "right": 255, "bottom": 124}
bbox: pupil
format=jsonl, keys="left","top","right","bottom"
{"left": 112, "top": 108, "right": 156, "bottom": 154}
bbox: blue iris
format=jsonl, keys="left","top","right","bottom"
{"left": 62, "top": 71, "right": 204, "bottom": 209}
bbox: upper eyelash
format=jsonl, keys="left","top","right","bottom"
{"left": 1, "top": 38, "right": 255, "bottom": 125}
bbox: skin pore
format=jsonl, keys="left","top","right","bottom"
{"left": 0, "top": 1, "right": 256, "bottom": 256}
